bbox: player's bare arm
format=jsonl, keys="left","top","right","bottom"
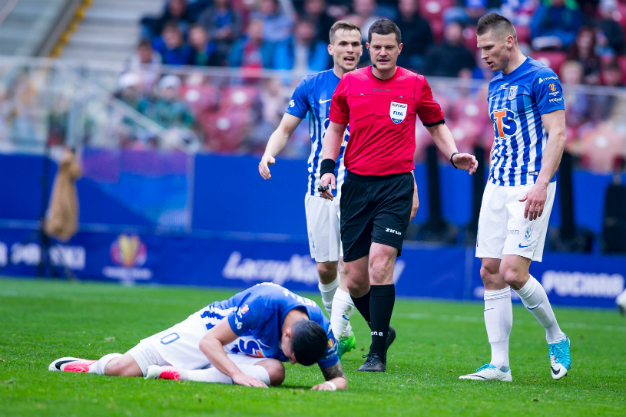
{"left": 311, "top": 361, "right": 348, "bottom": 391}
{"left": 319, "top": 121, "right": 346, "bottom": 200}
{"left": 410, "top": 170, "right": 419, "bottom": 221}
{"left": 259, "top": 113, "right": 303, "bottom": 180}
{"left": 199, "top": 319, "right": 268, "bottom": 388}
{"left": 519, "top": 109, "right": 566, "bottom": 220}
{"left": 425, "top": 123, "right": 479, "bottom": 175}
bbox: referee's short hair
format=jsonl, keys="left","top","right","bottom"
{"left": 329, "top": 20, "right": 362, "bottom": 44}
{"left": 291, "top": 319, "right": 328, "bottom": 366}
{"left": 476, "top": 13, "right": 517, "bottom": 44}
{"left": 368, "top": 18, "right": 401, "bottom": 45}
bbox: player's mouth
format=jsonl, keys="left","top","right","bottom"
{"left": 344, "top": 56, "right": 356, "bottom": 64}
{"left": 377, "top": 58, "right": 390, "bottom": 65}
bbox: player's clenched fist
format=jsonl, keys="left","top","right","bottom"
{"left": 232, "top": 372, "right": 268, "bottom": 388}
{"left": 258, "top": 154, "right": 276, "bottom": 180}
{"left": 319, "top": 173, "right": 336, "bottom": 201}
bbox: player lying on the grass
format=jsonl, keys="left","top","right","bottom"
{"left": 49, "top": 283, "right": 347, "bottom": 391}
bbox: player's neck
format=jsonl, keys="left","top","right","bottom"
{"left": 371, "top": 65, "right": 397, "bottom": 80}
{"left": 283, "top": 309, "right": 310, "bottom": 332}
{"left": 333, "top": 65, "right": 347, "bottom": 79}
{"left": 502, "top": 50, "right": 527, "bottom": 75}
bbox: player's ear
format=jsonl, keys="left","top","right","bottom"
{"left": 285, "top": 328, "right": 292, "bottom": 338}
{"left": 398, "top": 43, "right": 403, "bottom": 54}
{"left": 366, "top": 42, "right": 370, "bottom": 51}
{"left": 328, "top": 43, "right": 333, "bottom": 56}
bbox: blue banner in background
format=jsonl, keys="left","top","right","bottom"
{"left": 1, "top": 226, "right": 623, "bottom": 309}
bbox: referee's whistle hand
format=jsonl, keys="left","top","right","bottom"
{"left": 259, "top": 154, "right": 275, "bottom": 180}
{"left": 319, "top": 173, "right": 336, "bottom": 201}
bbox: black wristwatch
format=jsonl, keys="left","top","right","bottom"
{"left": 450, "top": 152, "right": 460, "bottom": 169}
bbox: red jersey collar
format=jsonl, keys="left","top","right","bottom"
{"left": 368, "top": 65, "right": 400, "bottom": 83}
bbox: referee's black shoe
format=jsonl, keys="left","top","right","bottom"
{"left": 358, "top": 353, "right": 386, "bottom": 372}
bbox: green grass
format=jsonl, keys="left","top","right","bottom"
{"left": 0, "top": 277, "right": 624, "bottom": 417}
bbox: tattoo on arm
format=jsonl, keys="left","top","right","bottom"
{"left": 321, "top": 362, "right": 345, "bottom": 381}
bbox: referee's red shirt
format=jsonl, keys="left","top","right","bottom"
{"left": 329, "top": 66, "right": 444, "bottom": 176}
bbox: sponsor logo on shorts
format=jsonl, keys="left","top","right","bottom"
{"left": 524, "top": 228, "right": 533, "bottom": 241}
{"left": 385, "top": 228, "right": 402, "bottom": 236}
{"left": 508, "top": 230, "right": 519, "bottom": 235}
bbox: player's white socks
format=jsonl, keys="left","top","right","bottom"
{"left": 484, "top": 288, "right": 512, "bottom": 370}
{"left": 179, "top": 364, "right": 270, "bottom": 385}
{"left": 331, "top": 288, "right": 354, "bottom": 338}
{"left": 319, "top": 276, "right": 339, "bottom": 317}
{"left": 91, "top": 353, "right": 123, "bottom": 375}
{"left": 515, "top": 276, "right": 565, "bottom": 344}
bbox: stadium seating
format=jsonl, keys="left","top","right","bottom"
{"left": 531, "top": 51, "right": 568, "bottom": 75}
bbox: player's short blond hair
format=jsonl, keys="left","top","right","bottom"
{"left": 329, "top": 20, "right": 362, "bottom": 45}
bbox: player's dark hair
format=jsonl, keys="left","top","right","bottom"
{"left": 476, "top": 13, "right": 517, "bottom": 43}
{"left": 290, "top": 319, "right": 328, "bottom": 366}
{"left": 329, "top": 20, "right": 362, "bottom": 44}
{"left": 368, "top": 18, "right": 401, "bottom": 44}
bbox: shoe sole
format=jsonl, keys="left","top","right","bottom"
{"left": 357, "top": 366, "right": 386, "bottom": 372}
{"left": 48, "top": 357, "right": 82, "bottom": 372}
{"left": 459, "top": 374, "right": 512, "bottom": 382}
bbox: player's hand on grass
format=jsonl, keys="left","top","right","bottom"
{"left": 259, "top": 154, "right": 276, "bottom": 180}
{"left": 519, "top": 182, "right": 548, "bottom": 221}
{"left": 319, "top": 173, "right": 336, "bottom": 201}
{"left": 232, "top": 373, "right": 268, "bottom": 388}
{"left": 452, "top": 153, "right": 479, "bottom": 175}
{"left": 310, "top": 383, "right": 335, "bottom": 391}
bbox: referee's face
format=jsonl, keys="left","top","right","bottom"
{"left": 329, "top": 29, "right": 363, "bottom": 72}
{"left": 367, "top": 33, "right": 402, "bottom": 72}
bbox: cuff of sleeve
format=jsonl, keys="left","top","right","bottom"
{"left": 423, "top": 119, "right": 445, "bottom": 127}
{"left": 329, "top": 117, "right": 349, "bottom": 125}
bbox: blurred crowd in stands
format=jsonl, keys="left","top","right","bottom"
{"left": 1, "top": 0, "right": 626, "bottom": 172}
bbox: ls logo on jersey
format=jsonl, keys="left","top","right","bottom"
{"left": 491, "top": 108, "right": 518, "bottom": 139}
{"left": 390, "top": 102, "right": 407, "bottom": 124}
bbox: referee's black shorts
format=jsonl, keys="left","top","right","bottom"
{"left": 339, "top": 171, "right": 414, "bottom": 262}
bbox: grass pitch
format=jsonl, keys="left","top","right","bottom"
{"left": 0, "top": 277, "right": 624, "bottom": 417}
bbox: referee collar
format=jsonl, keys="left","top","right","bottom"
{"left": 369, "top": 65, "right": 399, "bottom": 82}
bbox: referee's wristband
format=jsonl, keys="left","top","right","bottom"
{"left": 320, "top": 159, "right": 336, "bottom": 176}
{"left": 324, "top": 381, "right": 337, "bottom": 391}
{"left": 450, "top": 152, "right": 460, "bottom": 169}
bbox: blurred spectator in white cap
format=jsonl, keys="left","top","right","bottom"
{"left": 596, "top": 0, "right": 624, "bottom": 55}
{"left": 198, "top": 0, "right": 243, "bottom": 57}
{"left": 116, "top": 73, "right": 147, "bottom": 112}
{"left": 187, "top": 25, "right": 223, "bottom": 66}
{"left": 126, "top": 40, "right": 162, "bottom": 94}
{"left": 143, "top": 75, "right": 194, "bottom": 131}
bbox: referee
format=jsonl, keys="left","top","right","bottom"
{"left": 319, "top": 19, "right": 478, "bottom": 372}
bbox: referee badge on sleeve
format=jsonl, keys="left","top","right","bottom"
{"left": 390, "top": 102, "right": 408, "bottom": 124}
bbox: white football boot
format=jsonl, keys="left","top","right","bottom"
{"left": 459, "top": 363, "right": 512, "bottom": 381}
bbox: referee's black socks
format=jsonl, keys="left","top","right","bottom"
{"left": 351, "top": 291, "right": 372, "bottom": 327}
{"left": 369, "top": 284, "right": 396, "bottom": 357}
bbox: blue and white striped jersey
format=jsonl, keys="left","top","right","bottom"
{"left": 488, "top": 57, "right": 565, "bottom": 186}
{"left": 286, "top": 69, "right": 350, "bottom": 197}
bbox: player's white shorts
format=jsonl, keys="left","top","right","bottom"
{"left": 476, "top": 181, "right": 557, "bottom": 262}
{"left": 305, "top": 194, "right": 342, "bottom": 263}
{"left": 127, "top": 315, "right": 265, "bottom": 376}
